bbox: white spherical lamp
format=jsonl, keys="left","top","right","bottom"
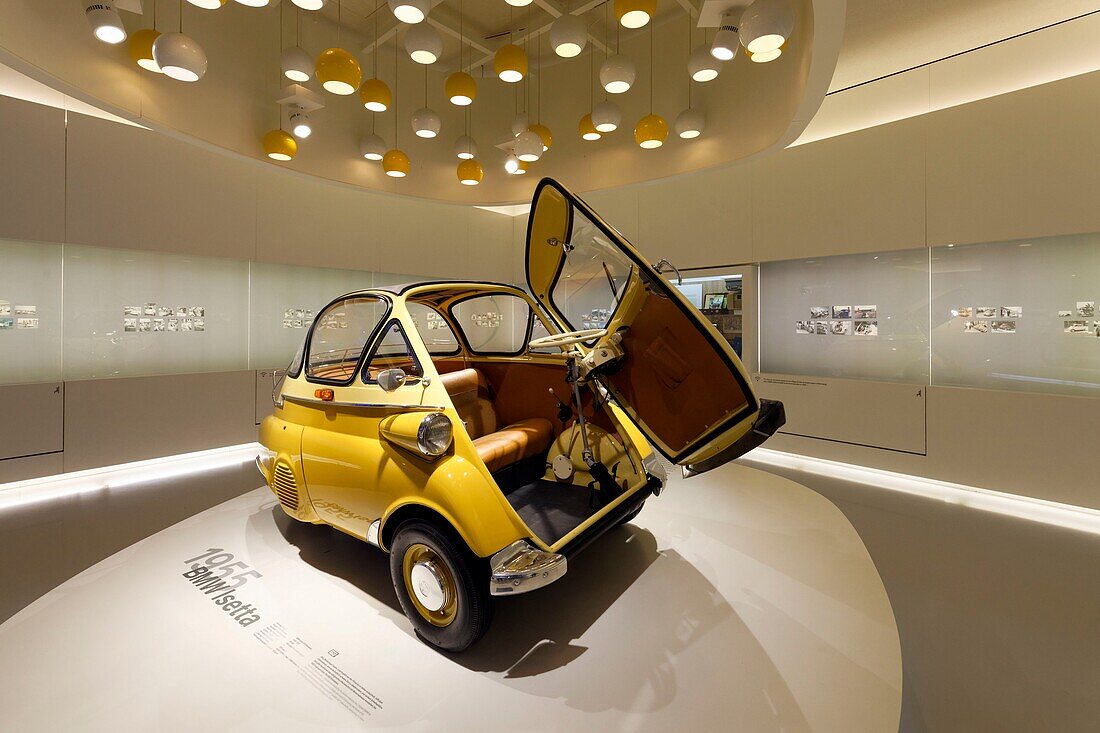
{"left": 388, "top": 0, "right": 430, "bottom": 24}
{"left": 281, "top": 46, "right": 313, "bottom": 82}
{"left": 405, "top": 23, "right": 442, "bottom": 64}
{"left": 359, "top": 134, "right": 386, "bottom": 161}
{"left": 550, "top": 15, "right": 587, "bottom": 58}
{"left": 674, "top": 108, "right": 705, "bottom": 139}
{"left": 600, "top": 54, "right": 635, "bottom": 94}
{"left": 592, "top": 100, "right": 621, "bottom": 133}
{"left": 411, "top": 107, "right": 441, "bottom": 138}
{"left": 740, "top": 0, "right": 794, "bottom": 54}
{"left": 687, "top": 44, "right": 720, "bottom": 82}
{"left": 514, "top": 130, "right": 543, "bottom": 162}
{"left": 153, "top": 33, "right": 208, "bottom": 82}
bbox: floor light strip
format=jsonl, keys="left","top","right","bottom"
{"left": 744, "top": 447, "right": 1100, "bottom": 537}
{"left": 0, "top": 442, "right": 262, "bottom": 511}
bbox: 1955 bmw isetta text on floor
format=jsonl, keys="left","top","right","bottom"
{"left": 257, "top": 178, "right": 784, "bottom": 651}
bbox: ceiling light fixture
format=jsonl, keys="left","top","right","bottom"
{"left": 550, "top": 15, "right": 587, "bottom": 58}
{"left": 530, "top": 123, "right": 552, "bottom": 152}
{"left": 636, "top": 23, "right": 667, "bottom": 149}
{"left": 291, "top": 0, "right": 327, "bottom": 9}
{"left": 750, "top": 46, "right": 783, "bottom": 63}
{"left": 411, "top": 107, "right": 440, "bottom": 138}
{"left": 445, "top": 71, "right": 476, "bottom": 105}
{"left": 388, "top": 0, "right": 429, "bottom": 24}
{"left": 186, "top": 0, "right": 227, "bottom": 9}
{"left": 129, "top": 28, "right": 162, "bottom": 72}
{"left": 511, "top": 112, "right": 529, "bottom": 138}
{"left": 600, "top": 54, "right": 635, "bottom": 94}
{"left": 514, "top": 130, "right": 542, "bottom": 162}
{"left": 688, "top": 44, "right": 720, "bottom": 81}
{"left": 263, "top": 129, "right": 297, "bottom": 161}
{"left": 454, "top": 135, "right": 477, "bottom": 160}
{"left": 711, "top": 12, "right": 739, "bottom": 61}
{"left": 281, "top": 46, "right": 313, "bottom": 82}
{"left": 290, "top": 108, "right": 312, "bottom": 139}
{"left": 494, "top": 44, "right": 527, "bottom": 83}
{"left": 592, "top": 100, "right": 621, "bottom": 132}
{"left": 405, "top": 23, "right": 442, "bottom": 64}
{"left": 359, "top": 133, "right": 386, "bottom": 160}
{"left": 86, "top": 2, "right": 127, "bottom": 45}
{"left": 457, "top": 159, "right": 483, "bottom": 186}
{"left": 739, "top": 0, "right": 794, "bottom": 54}
{"left": 504, "top": 154, "right": 521, "bottom": 174}
{"left": 360, "top": 78, "right": 391, "bottom": 110}
{"left": 235, "top": 0, "right": 274, "bottom": 7}
{"left": 579, "top": 114, "right": 601, "bottom": 141}
{"left": 383, "top": 148, "right": 410, "bottom": 177}
{"left": 615, "top": 0, "right": 655, "bottom": 30}
{"left": 505, "top": 0, "right": 532, "bottom": 6}
{"left": 674, "top": 108, "right": 704, "bottom": 138}
{"left": 316, "top": 47, "right": 361, "bottom": 94}
{"left": 153, "top": 33, "right": 208, "bottom": 82}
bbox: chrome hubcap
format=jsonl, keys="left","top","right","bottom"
{"left": 410, "top": 560, "right": 447, "bottom": 611}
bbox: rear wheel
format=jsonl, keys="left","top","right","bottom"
{"left": 389, "top": 521, "right": 492, "bottom": 652}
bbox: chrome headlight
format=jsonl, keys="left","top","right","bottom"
{"left": 417, "top": 413, "right": 453, "bottom": 457}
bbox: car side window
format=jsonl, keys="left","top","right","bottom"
{"left": 450, "top": 294, "right": 532, "bottom": 355}
{"left": 305, "top": 296, "right": 388, "bottom": 384}
{"left": 362, "top": 321, "right": 424, "bottom": 384}
{"left": 406, "top": 302, "right": 461, "bottom": 355}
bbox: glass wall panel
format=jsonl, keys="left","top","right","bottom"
{"left": 0, "top": 240, "right": 63, "bottom": 385}
{"left": 248, "top": 261, "right": 375, "bottom": 370}
{"left": 62, "top": 245, "right": 249, "bottom": 380}
{"left": 760, "top": 249, "right": 930, "bottom": 383}
{"left": 930, "top": 234, "right": 1100, "bottom": 397}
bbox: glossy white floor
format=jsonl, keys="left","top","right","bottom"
{"left": 0, "top": 463, "right": 901, "bottom": 731}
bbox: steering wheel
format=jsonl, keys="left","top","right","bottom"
{"left": 529, "top": 328, "right": 607, "bottom": 350}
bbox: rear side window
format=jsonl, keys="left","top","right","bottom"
{"left": 306, "top": 296, "right": 389, "bottom": 384}
{"left": 407, "top": 302, "right": 460, "bottom": 355}
{"left": 451, "top": 294, "right": 532, "bottom": 355}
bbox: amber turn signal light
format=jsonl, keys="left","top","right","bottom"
{"left": 314, "top": 388, "right": 334, "bottom": 402}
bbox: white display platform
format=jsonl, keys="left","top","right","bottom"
{"left": 0, "top": 463, "right": 901, "bottom": 731}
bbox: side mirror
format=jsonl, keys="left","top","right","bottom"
{"left": 377, "top": 368, "right": 407, "bottom": 392}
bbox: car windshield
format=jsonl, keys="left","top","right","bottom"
{"left": 305, "top": 295, "right": 389, "bottom": 383}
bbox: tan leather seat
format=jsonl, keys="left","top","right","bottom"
{"left": 441, "top": 368, "right": 553, "bottom": 472}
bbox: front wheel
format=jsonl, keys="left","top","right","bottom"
{"left": 389, "top": 521, "right": 492, "bottom": 652}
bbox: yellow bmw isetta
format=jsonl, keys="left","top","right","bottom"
{"left": 257, "top": 178, "right": 784, "bottom": 651}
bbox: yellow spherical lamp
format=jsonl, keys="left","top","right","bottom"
{"left": 494, "top": 44, "right": 528, "bottom": 83}
{"left": 263, "top": 130, "right": 297, "bottom": 161}
{"left": 383, "top": 149, "right": 410, "bottom": 178}
{"left": 129, "top": 28, "right": 162, "bottom": 73}
{"left": 359, "top": 78, "right": 391, "bottom": 112}
{"left": 530, "top": 123, "right": 553, "bottom": 151}
{"left": 445, "top": 71, "right": 477, "bottom": 106}
{"left": 615, "top": 0, "right": 656, "bottom": 29}
{"left": 634, "top": 113, "right": 668, "bottom": 149}
{"left": 457, "top": 159, "right": 484, "bottom": 186}
{"left": 316, "top": 47, "right": 361, "bottom": 96}
{"left": 579, "top": 114, "right": 601, "bottom": 141}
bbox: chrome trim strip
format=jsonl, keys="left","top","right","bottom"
{"left": 366, "top": 519, "right": 381, "bottom": 547}
{"left": 284, "top": 394, "right": 445, "bottom": 411}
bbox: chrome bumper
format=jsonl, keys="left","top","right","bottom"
{"left": 489, "top": 541, "right": 567, "bottom": 596}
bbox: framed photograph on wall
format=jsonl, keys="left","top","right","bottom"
{"left": 703, "top": 292, "right": 728, "bottom": 312}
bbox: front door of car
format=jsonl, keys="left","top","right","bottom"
{"left": 525, "top": 178, "right": 777, "bottom": 474}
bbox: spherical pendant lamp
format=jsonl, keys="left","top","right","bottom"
{"left": 129, "top": 29, "right": 162, "bottom": 72}
{"left": 550, "top": 15, "right": 587, "bottom": 58}
{"left": 405, "top": 23, "right": 442, "bottom": 64}
{"left": 504, "top": 0, "right": 532, "bottom": 6}
{"left": 316, "top": 47, "right": 361, "bottom": 95}
{"left": 445, "top": 71, "right": 476, "bottom": 106}
{"left": 235, "top": 0, "right": 274, "bottom": 7}
{"left": 383, "top": 149, "right": 410, "bottom": 177}
{"left": 359, "top": 134, "right": 386, "bottom": 161}
{"left": 494, "top": 44, "right": 528, "bottom": 83}
{"left": 687, "top": 44, "right": 720, "bottom": 82}
{"left": 263, "top": 130, "right": 297, "bottom": 161}
{"left": 86, "top": 1, "right": 127, "bottom": 44}
{"left": 530, "top": 123, "right": 553, "bottom": 152}
{"left": 739, "top": 0, "right": 794, "bottom": 54}
{"left": 281, "top": 46, "right": 313, "bottom": 82}
{"left": 600, "top": 54, "right": 635, "bottom": 94}
{"left": 388, "top": 0, "right": 430, "bottom": 24}
{"left": 411, "top": 107, "right": 441, "bottom": 138}
{"left": 511, "top": 112, "right": 530, "bottom": 138}
{"left": 674, "top": 108, "right": 705, "bottom": 138}
{"left": 514, "top": 130, "right": 543, "bottom": 162}
{"left": 711, "top": 14, "right": 740, "bottom": 61}
{"left": 291, "top": 0, "right": 327, "bottom": 9}
{"left": 359, "top": 78, "right": 392, "bottom": 111}
{"left": 634, "top": 114, "right": 668, "bottom": 149}
{"left": 592, "top": 100, "right": 621, "bottom": 132}
{"left": 457, "top": 159, "right": 484, "bottom": 186}
{"left": 186, "top": 0, "right": 228, "bottom": 8}
{"left": 615, "top": 0, "right": 656, "bottom": 29}
{"left": 153, "top": 33, "right": 208, "bottom": 82}
{"left": 579, "top": 114, "right": 601, "bottom": 141}
{"left": 454, "top": 135, "right": 477, "bottom": 160}
{"left": 750, "top": 47, "right": 783, "bottom": 63}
